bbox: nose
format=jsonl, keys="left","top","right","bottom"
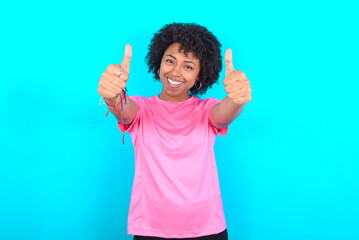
{"left": 171, "top": 64, "right": 181, "bottom": 77}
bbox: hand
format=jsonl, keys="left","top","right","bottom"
{"left": 223, "top": 48, "right": 252, "bottom": 105}
{"left": 98, "top": 44, "right": 132, "bottom": 99}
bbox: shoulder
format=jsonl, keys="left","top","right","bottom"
{"left": 191, "top": 96, "right": 219, "bottom": 104}
{"left": 198, "top": 97, "right": 222, "bottom": 108}
{"left": 128, "top": 95, "right": 156, "bottom": 105}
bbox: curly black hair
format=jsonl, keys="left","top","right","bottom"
{"left": 145, "top": 23, "right": 222, "bottom": 96}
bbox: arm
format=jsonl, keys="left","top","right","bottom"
{"left": 105, "top": 92, "right": 138, "bottom": 125}
{"left": 209, "top": 48, "right": 251, "bottom": 130}
{"left": 209, "top": 96, "right": 245, "bottom": 129}
{"left": 99, "top": 44, "right": 138, "bottom": 125}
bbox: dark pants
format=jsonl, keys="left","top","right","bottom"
{"left": 133, "top": 229, "right": 228, "bottom": 240}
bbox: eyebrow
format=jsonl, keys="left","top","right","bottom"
{"left": 167, "top": 54, "right": 196, "bottom": 66}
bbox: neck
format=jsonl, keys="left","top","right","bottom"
{"left": 158, "top": 93, "right": 191, "bottom": 102}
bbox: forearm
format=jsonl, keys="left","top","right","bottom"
{"left": 105, "top": 92, "right": 138, "bottom": 125}
{"left": 210, "top": 95, "right": 245, "bottom": 129}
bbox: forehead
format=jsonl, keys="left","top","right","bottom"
{"left": 164, "top": 42, "right": 198, "bottom": 61}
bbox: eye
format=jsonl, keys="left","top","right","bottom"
{"left": 166, "top": 59, "right": 173, "bottom": 64}
{"left": 184, "top": 65, "right": 193, "bottom": 70}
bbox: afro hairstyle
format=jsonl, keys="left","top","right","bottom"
{"left": 145, "top": 23, "right": 223, "bottom": 95}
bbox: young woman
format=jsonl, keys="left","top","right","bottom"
{"left": 98, "top": 23, "right": 252, "bottom": 240}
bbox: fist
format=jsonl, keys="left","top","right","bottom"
{"left": 98, "top": 44, "right": 132, "bottom": 99}
{"left": 223, "top": 48, "right": 252, "bottom": 105}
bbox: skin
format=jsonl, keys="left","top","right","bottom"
{"left": 97, "top": 44, "right": 137, "bottom": 124}
{"left": 223, "top": 48, "right": 252, "bottom": 105}
{"left": 210, "top": 48, "right": 252, "bottom": 129}
{"left": 158, "top": 42, "right": 201, "bottom": 102}
{"left": 98, "top": 44, "right": 252, "bottom": 129}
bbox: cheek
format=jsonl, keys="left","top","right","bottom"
{"left": 159, "top": 63, "right": 168, "bottom": 77}
{"left": 160, "top": 64, "right": 172, "bottom": 76}
{"left": 185, "top": 74, "right": 198, "bottom": 87}
{"left": 188, "top": 71, "right": 199, "bottom": 81}
{"left": 191, "top": 67, "right": 200, "bottom": 81}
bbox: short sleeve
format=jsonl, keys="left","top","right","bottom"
{"left": 117, "top": 95, "right": 142, "bottom": 135}
{"left": 204, "top": 98, "right": 229, "bottom": 136}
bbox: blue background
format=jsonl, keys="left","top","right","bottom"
{"left": 1, "top": 0, "right": 358, "bottom": 239}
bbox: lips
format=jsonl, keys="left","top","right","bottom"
{"left": 167, "top": 77, "right": 184, "bottom": 88}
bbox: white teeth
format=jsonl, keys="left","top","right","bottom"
{"left": 168, "top": 78, "right": 183, "bottom": 85}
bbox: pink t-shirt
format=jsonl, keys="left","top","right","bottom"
{"left": 118, "top": 95, "right": 228, "bottom": 238}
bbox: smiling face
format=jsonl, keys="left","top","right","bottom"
{"left": 158, "top": 42, "right": 201, "bottom": 102}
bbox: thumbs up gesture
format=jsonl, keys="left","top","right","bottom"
{"left": 223, "top": 49, "right": 252, "bottom": 105}
{"left": 98, "top": 44, "right": 132, "bottom": 99}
